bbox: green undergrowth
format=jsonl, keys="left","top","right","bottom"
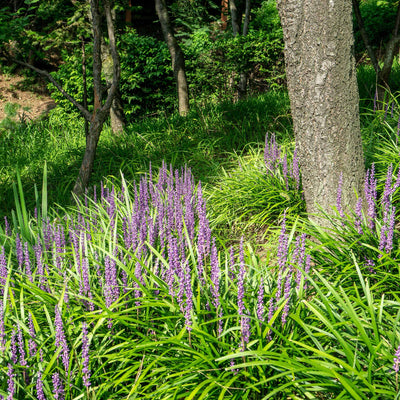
{"left": 0, "top": 91, "right": 291, "bottom": 226}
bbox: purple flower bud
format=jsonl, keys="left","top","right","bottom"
{"left": 183, "top": 261, "right": 194, "bottom": 332}
{"left": 36, "top": 371, "right": 46, "bottom": 400}
{"left": 282, "top": 272, "right": 292, "bottom": 325}
{"left": 52, "top": 372, "right": 65, "bottom": 400}
{"left": 0, "top": 303, "right": 5, "bottom": 352}
{"left": 82, "top": 322, "right": 91, "bottom": 388}
{"left": 237, "top": 238, "right": 245, "bottom": 317}
{"left": 267, "top": 298, "right": 274, "bottom": 340}
{"left": 240, "top": 311, "right": 251, "bottom": 351}
{"left": 365, "top": 164, "right": 377, "bottom": 230}
{"left": 24, "top": 242, "right": 33, "bottom": 283}
{"left": 10, "top": 328, "right": 18, "bottom": 364}
{"left": 17, "top": 323, "right": 27, "bottom": 366}
{"left": 257, "top": 278, "right": 265, "bottom": 325}
{"left": 15, "top": 234, "right": 23, "bottom": 270}
{"left": 0, "top": 247, "right": 7, "bottom": 295}
{"left": 393, "top": 344, "right": 400, "bottom": 373}
{"left": 55, "top": 306, "right": 69, "bottom": 373}
{"left": 210, "top": 238, "right": 220, "bottom": 309}
{"left": 355, "top": 198, "right": 363, "bottom": 235}
{"left": 385, "top": 206, "right": 396, "bottom": 254}
{"left": 28, "top": 313, "right": 37, "bottom": 357}
{"left": 4, "top": 217, "right": 11, "bottom": 237}
{"left": 7, "top": 363, "right": 15, "bottom": 399}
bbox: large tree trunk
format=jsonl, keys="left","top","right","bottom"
{"left": 276, "top": 0, "right": 365, "bottom": 226}
{"left": 155, "top": 0, "right": 189, "bottom": 116}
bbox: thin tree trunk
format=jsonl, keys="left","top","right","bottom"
{"left": 237, "top": 0, "right": 251, "bottom": 99}
{"left": 221, "top": 0, "right": 228, "bottom": 30}
{"left": 277, "top": 0, "right": 365, "bottom": 226}
{"left": 353, "top": 0, "right": 400, "bottom": 107}
{"left": 12, "top": 0, "right": 120, "bottom": 196}
{"left": 73, "top": 0, "right": 120, "bottom": 195}
{"left": 101, "top": 40, "right": 126, "bottom": 134}
{"left": 229, "top": 0, "right": 240, "bottom": 37}
{"left": 155, "top": 0, "right": 189, "bottom": 116}
{"left": 82, "top": 37, "right": 89, "bottom": 137}
{"left": 242, "top": 0, "right": 251, "bottom": 36}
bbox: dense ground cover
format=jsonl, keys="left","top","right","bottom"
{"left": 0, "top": 67, "right": 400, "bottom": 398}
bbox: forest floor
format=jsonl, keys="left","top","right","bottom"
{"left": 0, "top": 73, "right": 56, "bottom": 122}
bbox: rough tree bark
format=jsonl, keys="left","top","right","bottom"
{"left": 155, "top": 0, "right": 189, "bottom": 116}
{"left": 276, "top": 0, "right": 365, "bottom": 225}
{"left": 353, "top": 0, "right": 400, "bottom": 106}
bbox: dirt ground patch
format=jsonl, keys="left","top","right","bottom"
{"left": 0, "top": 74, "right": 56, "bottom": 122}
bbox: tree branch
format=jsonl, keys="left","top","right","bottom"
{"left": 101, "top": 0, "right": 120, "bottom": 113}
{"left": 352, "top": 0, "right": 380, "bottom": 74}
{"left": 12, "top": 58, "right": 92, "bottom": 121}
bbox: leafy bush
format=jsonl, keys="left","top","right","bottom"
{"left": 118, "top": 29, "right": 175, "bottom": 118}
{"left": 48, "top": 29, "right": 176, "bottom": 120}
{"left": 354, "top": 0, "right": 399, "bottom": 58}
{"left": 183, "top": 26, "right": 285, "bottom": 104}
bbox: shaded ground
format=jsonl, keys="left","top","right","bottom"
{"left": 0, "top": 74, "right": 56, "bottom": 122}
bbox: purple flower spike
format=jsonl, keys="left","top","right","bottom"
{"left": 237, "top": 237, "right": 246, "bottom": 317}
{"left": 7, "top": 363, "right": 15, "bottom": 399}
{"left": 10, "top": 328, "right": 17, "bottom": 364}
{"left": 36, "top": 371, "right": 47, "bottom": 400}
{"left": 17, "top": 323, "right": 28, "bottom": 366}
{"left": 365, "top": 164, "right": 377, "bottom": 230}
{"left": 0, "top": 303, "right": 5, "bottom": 352}
{"left": 82, "top": 322, "right": 91, "bottom": 388}
{"left": 0, "top": 247, "right": 7, "bottom": 295}
{"left": 257, "top": 278, "right": 265, "bottom": 325}
{"left": 55, "top": 306, "right": 69, "bottom": 373}
{"left": 183, "top": 261, "right": 193, "bottom": 332}
{"left": 28, "top": 313, "right": 37, "bottom": 357}
{"left": 4, "top": 217, "right": 11, "bottom": 236}
{"left": 240, "top": 311, "right": 251, "bottom": 351}
{"left": 24, "top": 242, "right": 33, "bottom": 283}
{"left": 210, "top": 238, "right": 220, "bottom": 308}
{"left": 393, "top": 344, "right": 400, "bottom": 373}
{"left": 52, "top": 372, "right": 65, "bottom": 400}
{"left": 15, "top": 234, "right": 23, "bottom": 270}
{"left": 355, "top": 198, "right": 363, "bottom": 235}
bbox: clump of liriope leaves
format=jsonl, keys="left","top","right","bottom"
{"left": 208, "top": 132, "right": 305, "bottom": 238}
{"left": 1, "top": 148, "right": 400, "bottom": 399}
{"left": 0, "top": 162, "right": 313, "bottom": 399}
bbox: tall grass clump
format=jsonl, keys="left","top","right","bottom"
{"left": 208, "top": 133, "right": 305, "bottom": 238}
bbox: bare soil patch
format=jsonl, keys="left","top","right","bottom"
{"left": 0, "top": 74, "right": 56, "bottom": 122}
